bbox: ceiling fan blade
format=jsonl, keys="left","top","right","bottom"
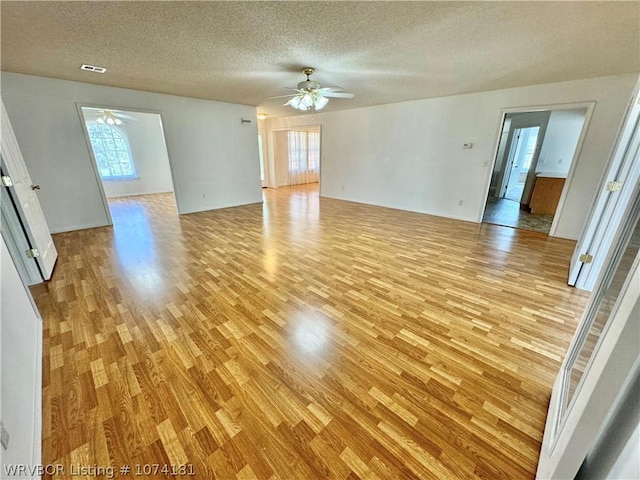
{"left": 317, "top": 86, "right": 344, "bottom": 93}
{"left": 114, "top": 113, "right": 139, "bottom": 121}
{"left": 322, "top": 92, "right": 354, "bottom": 99}
{"left": 264, "top": 94, "right": 298, "bottom": 100}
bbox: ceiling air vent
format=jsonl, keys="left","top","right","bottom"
{"left": 80, "top": 64, "right": 107, "bottom": 74}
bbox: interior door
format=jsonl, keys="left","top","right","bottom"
{"left": 1, "top": 184, "right": 43, "bottom": 285}
{"left": 537, "top": 185, "right": 640, "bottom": 479}
{"left": 1, "top": 99, "right": 57, "bottom": 280}
{"left": 503, "top": 126, "right": 541, "bottom": 201}
{"left": 494, "top": 111, "right": 550, "bottom": 206}
{"left": 499, "top": 129, "right": 521, "bottom": 198}
{"left": 568, "top": 82, "right": 640, "bottom": 289}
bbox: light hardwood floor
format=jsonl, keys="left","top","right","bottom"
{"left": 32, "top": 184, "right": 590, "bottom": 479}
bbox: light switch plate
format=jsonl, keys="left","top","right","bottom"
{"left": 463, "top": 142, "right": 473, "bottom": 149}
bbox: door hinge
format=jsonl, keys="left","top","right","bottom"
{"left": 579, "top": 253, "right": 593, "bottom": 264}
{"left": 25, "top": 248, "right": 39, "bottom": 258}
{"left": 606, "top": 181, "right": 622, "bottom": 192}
{"left": 1, "top": 176, "right": 13, "bottom": 187}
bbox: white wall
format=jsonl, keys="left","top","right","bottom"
{"left": 1, "top": 73, "right": 262, "bottom": 233}
{"left": 267, "top": 74, "right": 637, "bottom": 239}
{"left": 94, "top": 111, "right": 174, "bottom": 198}
{"left": 0, "top": 235, "right": 42, "bottom": 476}
{"left": 537, "top": 108, "right": 588, "bottom": 176}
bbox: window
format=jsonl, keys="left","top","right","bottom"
{"left": 308, "top": 132, "right": 320, "bottom": 170}
{"left": 288, "top": 131, "right": 308, "bottom": 172}
{"left": 285, "top": 129, "right": 320, "bottom": 186}
{"left": 87, "top": 122, "right": 137, "bottom": 180}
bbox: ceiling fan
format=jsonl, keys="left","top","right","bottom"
{"left": 266, "top": 67, "right": 354, "bottom": 111}
{"left": 83, "top": 108, "right": 138, "bottom": 126}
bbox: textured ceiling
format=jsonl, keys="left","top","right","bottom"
{"left": 1, "top": 1, "right": 638, "bottom": 117}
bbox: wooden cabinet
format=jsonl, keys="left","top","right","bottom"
{"left": 529, "top": 176, "right": 565, "bottom": 215}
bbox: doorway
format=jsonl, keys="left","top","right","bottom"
{"left": 502, "top": 126, "right": 540, "bottom": 202}
{"left": 272, "top": 125, "right": 322, "bottom": 188}
{"left": 79, "top": 106, "right": 177, "bottom": 225}
{"left": 483, "top": 107, "right": 588, "bottom": 235}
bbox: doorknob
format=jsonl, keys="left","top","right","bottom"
{"left": 31, "top": 184, "right": 41, "bottom": 190}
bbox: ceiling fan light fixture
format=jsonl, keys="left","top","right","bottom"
{"left": 285, "top": 91, "right": 329, "bottom": 111}
{"left": 301, "top": 92, "right": 314, "bottom": 108}
{"left": 314, "top": 94, "right": 329, "bottom": 110}
{"left": 286, "top": 96, "right": 304, "bottom": 110}
{"left": 97, "top": 110, "right": 123, "bottom": 126}
{"left": 276, "top": 67, "right": 353, "bottom": 112}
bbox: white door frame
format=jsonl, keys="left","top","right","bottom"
{"left": 568, "top": 80, "right": 640, "bottom": 289}
{"left": 480, "top": 101, "right": 595, "bottom": 237}
{"left": 75, "top": 103, "right": 180, "bottom": 223}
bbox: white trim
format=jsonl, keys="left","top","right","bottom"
{"left": 321, "top": 194, "right": 479, "bottom": 224}
{"left": 104, "top": 189, "right": 174, "bottom": 199}
{"left": 49, "top": 221, "right": 110, "bottom": 234}
{"left": 179, "top": 200, "right": 263, "bottom": 216}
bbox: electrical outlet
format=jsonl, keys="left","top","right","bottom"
{"left": 558, "top": 158, "right": 564, "bottom": 164}
{"left": 458, "top": 200, "right": 464, "bottom": 206}
{"left": 1, "top": 421, "right": 9, "bottom": 450}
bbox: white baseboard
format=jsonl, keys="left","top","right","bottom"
{"left": 319, "top": 194, "right": 478, "bottom": 224}
{"left": 49, "top": 221, "right": 111, "bottom": 234}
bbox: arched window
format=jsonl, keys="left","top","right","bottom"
{"left": 87, "top": 122, "right": 137, "bottom": 180}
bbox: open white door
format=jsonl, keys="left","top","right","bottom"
{"left": 1, "top": 99, "right": 57, "bottom": 280}
{"left": 1, "top": 185, "right": 43, "bottom": 285}
{"left": 537, "top": 184, "right": 640, "bottom": 479}
{"left": 568, "top": 79, "right": 640, "bottom": 290}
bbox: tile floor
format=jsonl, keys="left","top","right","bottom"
{"left": 483, "top": 196, "right": 554, "bottom": 234}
